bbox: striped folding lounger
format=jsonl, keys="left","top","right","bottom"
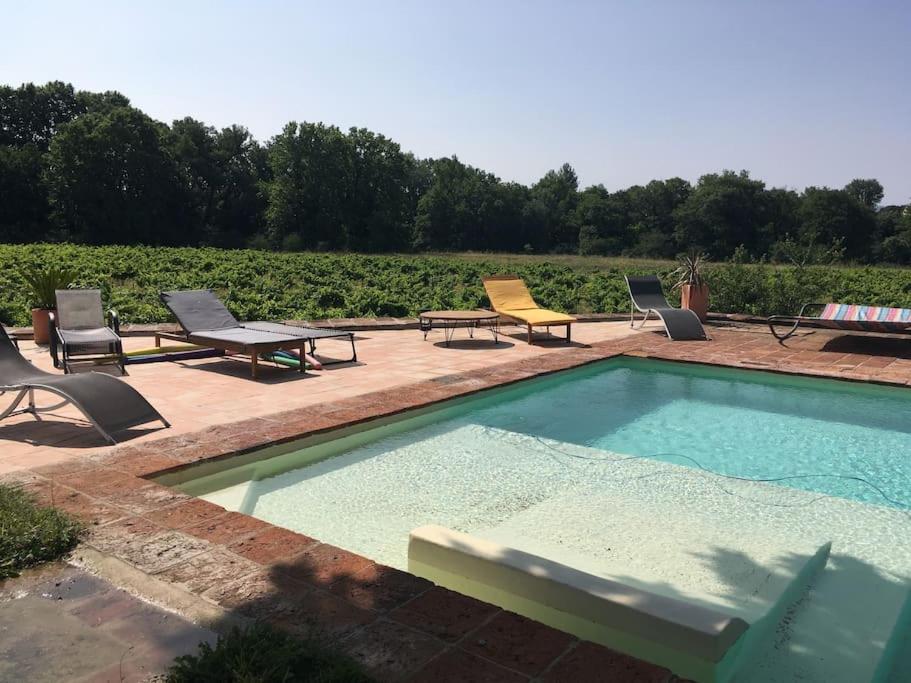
{"left": 769, "top": 303, "right": 911, "bottom": 341}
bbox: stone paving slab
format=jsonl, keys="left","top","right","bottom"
{"left": 0, "top": 564, "right": 216, "bottom": 683}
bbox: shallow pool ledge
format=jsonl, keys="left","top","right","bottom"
{"left": 408, "top": 525, "right": 829, "bottom": 683}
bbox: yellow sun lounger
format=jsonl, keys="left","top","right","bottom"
{"left": 482, "top": 275, "right": 575, "bottom": 344}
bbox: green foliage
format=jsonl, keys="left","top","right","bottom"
{"left": 844, "top": 178, "right": 884, "bottom": 210}
{"left": 0, "top": 484, "right": 84, "bottom": 579}
{"left": 2, "top": 244, "right": 910, "bottom": 326}
{"left": 44, "top": 106, "right": 185, "bottom": 245}
{"left": 4, "top": 81, "right": 906, "bottom": 263}
{"left": 21, "top": 263, "right": 77, "bottom": 308}
{"left": 165, "top": 623, "right": 371, "bottom": 683}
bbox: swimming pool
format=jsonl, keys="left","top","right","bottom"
{"left": 175, "top": 358, "right": 911, "bottom": 682}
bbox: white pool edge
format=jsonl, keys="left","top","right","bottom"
{"left": 408, "top": 525, "right": 832, "bottom": 683}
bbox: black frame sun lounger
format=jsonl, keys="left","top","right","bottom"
{"left": 0, "top": 326, "right": 169, "bottom": 444}
{"left": 50, "top": 289, "right": 126, "bottom": 375}
{"left": 625, "top": 275, "right": 708, "bottom": 341}
{"left": 157, "top": 290, "right": 357, "bottom": 379}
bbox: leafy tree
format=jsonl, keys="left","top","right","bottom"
{"left": 673, "top": 170, "right": 772, "bottom": 259}
{"left": 342, "top": 127, "right": 410, "bottom": 251}
{"left": 875, "top": 205, "right": 911, "bottom": 263}
{"left": 623, "top": 178, "right": 692, "bottom": 258}
{"left": 0, "top": 82, "right": 129, "bottom": 150}
{"left": 484, "top": 181, "right": 532, "bottom": 252}
{"left": 167, "top": 117, "right": 220, "bottom": 242}
{"left": 0, "top": 144, "right": 50, "bottom": 241}
{"left": 211, "top": 125, "right": 269, "bottom": 247}
{"left": 844, "top": 178, "right": 884, "bottom": 210}
{"left": 43, "top": 106, "right": 185, "bottom": 244}
{"left": 0, "top": 81, "right": 83, "bottom": 149}
{"left": 2, "top": 80, "right": 910, "bottom": 262}
{"left": 165, "top": 119, "right": 267, "bottom": 246}
{"left": 575, "top": 185, "right": 632, "bottom": 255}
{"left": 265, "top": 122, "right": 350, "bottom": 250}
{"left": 412, "top": 156, "right": 500, "bottom": 251}
{"left": 531, "top": 163, "right": 579, "bottom": 251}
{"left": 798, "top": 186, "right": 877, "bottom": 259}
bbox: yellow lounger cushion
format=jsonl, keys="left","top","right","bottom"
{"left": 483, "top": 278, "right": 539, "bottom": 311}
{"left": 498, "top": 308, "right": 575, "bottom": 325}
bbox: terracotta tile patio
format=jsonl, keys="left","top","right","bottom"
{"left": 0, "top": 321, "right": 639, "bottom": 474}
{"left": 4, "top": 319, "right": 911, "bottom": 681}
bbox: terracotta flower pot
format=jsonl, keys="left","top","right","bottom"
{"left": 680, "top": 284, "right": 709, "bottom": 323}
{"left": 31, "top": 308, "right": 54, "bottom": 345}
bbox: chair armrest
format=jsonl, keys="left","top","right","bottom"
{"left": 108, "top": 309, "right": 120, "bottom": 336}
{"left": 48, "top": 311, "right": 61, "bottom": 368}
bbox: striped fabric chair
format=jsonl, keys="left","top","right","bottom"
{"left": 769, "top": 302, "right": 911, "bottom": 341}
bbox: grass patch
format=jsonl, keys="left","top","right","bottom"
{"left": 166, "top": 623, "right": 372, "bottom": 683}
{"left": 0, "top": 484, "right": 83, "bottom": 579}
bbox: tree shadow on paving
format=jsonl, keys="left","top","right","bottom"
{"left": 199, "top": 548, "right": 440, "bottom": 681}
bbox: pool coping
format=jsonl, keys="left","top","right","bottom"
{"left": 8, "top": 328, "right": 911, "bottom": 682}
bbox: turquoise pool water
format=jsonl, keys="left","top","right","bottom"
{"left": 190, "top": 358, "right": 911, "bottom": 509}
{"left": 473, "top": 359, "right": 911, "bottom": 508}
{"left": 186, "top": 358, "right": 911, "bottom": 682}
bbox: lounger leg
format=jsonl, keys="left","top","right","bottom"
{"left": 250, "top": 353, "right": 258, "bottom": 379}
{"left": 527, "top": 324, "right": 533, "bottom": 344}
{"left": 116, "top": 339, "right": 127, "bottom": 375}
{"left": 307, "top": 335, "right": 358, "bottom": 366}
{"left": 154, "top": 333, "right": 161, "bottom": 348}
{"left": 566, "top": 324, "right": 571, "bottom": 343}
{"left": 299, "top": 344, "right": 306, "bottom": 373}
{"left": 0, "top": 389, "right": 29, "bottom": 420}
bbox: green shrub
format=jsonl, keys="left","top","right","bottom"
{"left": 21, "top": 264, "right": 78, "bottom": 309}
{"left": 0, "top": 484, "right": 83, "bottom": 579}
{"left": 1, "top": 244, "right": 909, "bottom": 325}
{"left": 166, "top": 623, "right": 371, "bottom": 683}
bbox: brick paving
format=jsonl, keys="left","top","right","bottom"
{"left": 3, "top": 321, "right": 911, "bottom": 681}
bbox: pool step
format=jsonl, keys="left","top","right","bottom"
{"left": 410, "top": 524, "right": 831, "bottom": 683}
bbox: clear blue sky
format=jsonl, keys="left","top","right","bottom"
{"left": 3, "top": 1, "right": 909, "bottom": 204}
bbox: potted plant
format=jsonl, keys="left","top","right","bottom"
{"left": 673, "top": 251, "right": 710, "bottom": 322}
{"left": 23, "top": 265, "right": 77, "bottom": 345}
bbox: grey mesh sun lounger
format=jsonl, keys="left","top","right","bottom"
{"left": 625, "top": 275, "right": 708, "bottom": 341}
{"left": 0, "top": 326, "right": 169, "bottom": 444}
{"left": 157, "top": 290, "right": 357, "bottom": 379}
{"left": 51, "top": 289, "right": 126, "bottom": 375}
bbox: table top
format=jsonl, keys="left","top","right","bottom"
{"left": 420, "top": 309, "right": 499, "bottom": 321}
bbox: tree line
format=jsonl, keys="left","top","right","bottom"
{"left": 2, "top": 81, "right": 909, "bottom": 262}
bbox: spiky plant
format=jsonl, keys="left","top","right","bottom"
{"left": 672, "top": 251, "right": 709, "bottom": 290}
{"left": 22, "top": 265, "right": 77, "bottom": 309}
